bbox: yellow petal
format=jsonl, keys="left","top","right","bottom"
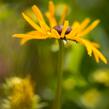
{"left": 61, "top": 20, "right": 69, "bottom": 38}
{"left": 93, "top": 47, "right": 107, "bottom": 64}
{"left": 79, "top": 20, "right": 100, "bottom": 36}
{"left": 32, "top": 5, "right": 49, "bottom": 32}
{"left": 78, "top": 18, "right": 90, "bottom": 33}
{"left": 74, "top": 37, "right": 93, "bottom": 56}
{"left": 50, "top": 29, "right": 60, "bottom": 39}
{"left": 32, "top": 5, "right": 44, "bottom": 22}
{"left": 72, "top": 21, "right": 80, "bottom": 29}
{"left": 46, "top": 1, "right": 57, "bottom": 27}
{"left": 27, "top": 31, "right": 39, "bottom": 35}
{"left": 49, "top": 1, "right": 55, "bottom": 16}
{"left": 66, "top": 21, "right": 80, "bottom": 38}
{"left": 59, "top": 5, "right": 68, "bottom": 24}
{"left": 92, "top": 42, "right": 100, "bottom": 48}
{"left": 93, "top": 52, "right": 99, "bottom": 63}
{"left": 22, "top": 13, "right": 42, "bottom": 32}
{"left": 67, "top": 18, "right": 90, "bottom": 38}
{"left": 13, "top": 31, "right": 47, "bottom": 45}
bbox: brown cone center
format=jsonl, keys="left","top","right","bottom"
{"left": 53, "top": 25, "right": 72, "bottom": 35}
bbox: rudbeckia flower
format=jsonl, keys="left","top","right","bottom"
{"left": 13, "top": 1, "right": 107, "bottom": 64}
{"left": 2, "top": 77, "right": 41, "bottom": 109}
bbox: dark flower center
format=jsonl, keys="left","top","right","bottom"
{"left": 53, "top": 25, "right": 72, "bottom": 35}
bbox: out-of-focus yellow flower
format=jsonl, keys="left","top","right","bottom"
{"left": 13, "top": 1, "right": 107, "bottom": 64}
{"left": 10, "top": 77, "right": 34, "bottom": 107}
{"left": 81, "top": 89, "right": 101, "bottom": 108}
{"left": 93, "top": 69, "right": 109, "bottom": 86}
{"left": 2, "top": 77, "right": 41, "bottom": 109}
{"left": 63, "top": 78, "right": 76, "bottom": 90}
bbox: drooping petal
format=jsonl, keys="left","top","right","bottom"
{"left": 22, "top": 13, "right": 42, "bottom": 32}
{"left": 67, "top": 36, "right": 107, "bottom": 64}
{"left": 93, "top": 52, "right": 99, "bottom": 63}
{"left": 74, "top": 37, "right": 93, "bottom": 56}
{"left": 59, "top": 5, "right": 68, "bottom": 24}
{"left": 92, "top": 47, "right": 107, "bottom": 64}
{"left": 61, "top": 20, "right": 69, "bottom": 38}
{"left": 91, "top": 42, "right": 100, "bottom": 48}
{"left": 79, "top": 20, "right": 100, "bottom": 37}
{"left": 46, "top": 1, "right": 57, "bottom": 27}
{"left": 32, "top": 5, "right": 49, "bottom": 32}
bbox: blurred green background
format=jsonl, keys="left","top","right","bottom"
{"left": 0, "top": 0, "right": 109, "bottom": 109}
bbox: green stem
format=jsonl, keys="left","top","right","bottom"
{"left": 52, "top": 40, "right": 64, "bottom": 109}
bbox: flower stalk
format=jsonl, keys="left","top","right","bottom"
{"left": 53, "top": 40, "right": 64, "bottom": 109}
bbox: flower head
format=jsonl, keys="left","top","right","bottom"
{"left": 93, "top": 69, "right": 109, "bottom": 86}
{"left": 81, "top": 89, "right": 101, "bottom": 108}
{"left": 13, "top": 1, "right": 107, "bottom": 64}
{"left": 2, "top": 77, "right": 42, "bottom": 109}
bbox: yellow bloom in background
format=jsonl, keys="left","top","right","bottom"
{"left": 10, "top": 77, "right": 35, "bottom": 108}
{"left": 92, "top": 69, "right": 109, "bottom": 86}
{"left": 81, "top": 89, "right": 101, "bottom": 108}
{"left": 2, "top": 77, "right": 42, "bottom": 109}
{"left": 63, "top": 78, "right": 76, "bottom": 91}
{"left": 13, "top": 1, "right": 107, "bottom": 64}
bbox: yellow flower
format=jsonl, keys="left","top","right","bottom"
{"left": 10, "top": 77, "right": 35, "bottom": 106}
{"left": 3, "top": 77, "right": 41, "bottom": 109}
{"left": 13, "top": 1, "right": 107, "bottom": 64}
{"left": 93, "top": 69, "right": 109, "bottom": 86}
{"left": 63, "top": 78, "right": 76, "bottom": 90}
{"left": 81, "top": 89, "right": 101, "bottom": 108}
